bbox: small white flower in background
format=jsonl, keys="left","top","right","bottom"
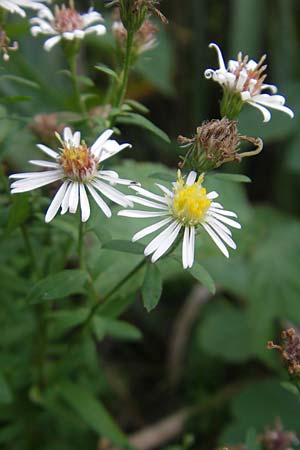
{"left": 204, "top": 42, "right": 294, "bottom": 122}
{"left": 10, "top": 128, "right": 134, "bottom": 223}
{"left": 30, "top": 1, "right": 106, "bottom": 51}
{"left": 112, "top": 18, "right": 158, "bottom": 55}
{"left": 0, "top": 0, "right": 49, "bottom": 17}
{"left": 118, "top": 170, "right": 241, "bottom": 269}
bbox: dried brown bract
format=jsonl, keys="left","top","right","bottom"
{"left": 268, "top": 328, "right": 300, "bottom": 375}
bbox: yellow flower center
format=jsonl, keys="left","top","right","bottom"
{"left": 172, "top": 172, "right": 211, "bottom": 225}
{"left": 59, "top": 141, "right": 98, "bottom": 181}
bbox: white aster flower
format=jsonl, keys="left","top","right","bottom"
{"left": 10, "top": 128, "right": 134, "bottom": 223}
{"left": 118, "top": 171, "right": 241, "bottom": 269}
{"left": 30, "top": 2, "right": 106, "bottom": 51}
{"left": 0, "top": 0, "right": 49, "bottom": 17}
{"left": 204, "top": 42, "right": 294, "bottom": 122}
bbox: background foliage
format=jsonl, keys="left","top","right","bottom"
{"left": 1, "top": 0, "right": 300, "bottom": 449}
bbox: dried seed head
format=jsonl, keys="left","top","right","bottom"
{"left": 0, "top": 27, "right": 18, "bottom": 61}
{"left": 259, "top": 418, "right": 299, "bottom": 450}
{"left": 268, "top": 328, "right": 300, "bottom": 375}
{"left": 178, "top": 118, "right": 263, "bottom": 172}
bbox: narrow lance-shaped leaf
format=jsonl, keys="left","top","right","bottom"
{"left": 58, "top": 382, "right": 129, "bottom": 447}
{"left": 27, "top": 270, "right": 89, "bottom": 304}
{"left": 142, "top": 263, "right": 163, "bottom": 312}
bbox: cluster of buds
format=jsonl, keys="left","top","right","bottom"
{"left": 112, "top": 9, "right": 158, "bottom": 56}
{"left": 28, "top": 113, "right": 67, "bottom": 146}
{"left": 107, "top": 0, "right": 166, "bottom": 33}
{"left": 268, "top": 328, "right": 300, "bottom": 375}
{"left": 178, "top": 118, "right": 263, "bottom": 172}
{"left": 259, "top": 418, "right": 299, "bottom": 450}
{"left": 0, "top": 26, "right": 18, "bottom": 61}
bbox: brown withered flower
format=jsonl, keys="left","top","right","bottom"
{"left": 259, "top": 418, "right": 299, "bottom": 450}
{"left": 178, "top": 118, "right": 263, "bottom": 172}
{"left": 112, "top": 9, "right": 158, "bottom": 55}
{"left": 268, "top": 328, "right": 300, "bottom": 376}
{"left": 0, "top": 27, "right": 18, "bottom": 61}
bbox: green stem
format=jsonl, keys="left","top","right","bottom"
{"left": 0, "top": 161, "right": 9, "bottom": 194}
{"left": 113, "top": 30, "right": 134, "bottom": 109}
{"left": 78, "top": 221, "right": 85, "bottom": 271}
{"left": 21, "top": 224, "right": 38, "bottom": 278}
{"left": 68, "top": 53, "right": 88, "bottom": 117}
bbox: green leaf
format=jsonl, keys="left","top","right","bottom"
{"left": 95, "top": 64, "right": 119, "bottom": 80}
{"left": 46, "top": 308, "right": 89, "bottom": 332}
{"left": 92, "top": 226, "right": 112, "bottom": 244}
{"left": 58, "top": 382, "right": 128, "bottom": 446}
{"left": 116, "top": 113, "right": 171, "bottom": 143}
{"left": 197, "top": 300, "right": 254, "bottom": 362}
{"left": 92, "top": 316, "right": 142, "bottom": 341}
{"left": 77, "top": 75, "right": 95, "bottom": 87}
{"left": 0, "top": 96, "right": 31, "bottom": 102}
{"left": 0, "top": 373, "right": 12, "bottom": 404}
{"left": 125, "top": 99, "right": 149, "bottom": 114}
{"left": 188, "top": 262, "right": 216, "bottom": 294}
{"left": 141, "top": 263, "right": 163, "bottom": 312}
{"left": 280, "top": 381, "right": 300, "bottom": 397}
{"left": 245, "top": 428, "right": 260, "bottom": 450}
{"left": 209, "top": 173, "right": 252, "bottom": 183}
{"left": 102, "top": 240, "right": 145, "bottom": 255}
{"left": 27, "top": 270, "right": 89, "bottom": 304}
{"left": 148, "top": 172, "right": 175, "bottom": 182}
{"left": 6, "top": 193, "right": 30, "bottom": 234}
{"left": 0, "top": 75, "right": 40, "bottom": 89}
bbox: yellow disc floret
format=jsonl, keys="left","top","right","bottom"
{"left": 172, "top": 171, "right": 211, "bottom": 226}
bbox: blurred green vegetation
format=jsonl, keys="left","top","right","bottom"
{"left": 1, "top": 0, "right": 300, "bottom": 449}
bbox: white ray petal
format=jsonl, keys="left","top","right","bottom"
{"left": 209, "top": 42, "right": 226, "bottom": 71}
{"left": 182, "top": 226, "right": 190, "bottom": 269}
{"left": 208, "top": 220, "right": 236, "bottom": 249}
{"left": 90, "top": 129, "right": 114, "bottom": 156}
{"left": 206, "top": 216, "right": 232, "bottom": 236}
{"left": 207, "top": 191, "right": 219, "bottom": 200}
{"left": 186, "top": 171, "right": 197, "bottom": 186}
{"left": 63, "top": 127, "right": 73, "bottom": 145}
{"left": 68, "top": 182, "right": 79, "bottom": 214}
{"left": 86, "top": 184, "right": 111, "bottom": 217}
{"left": 29, "top": 160, "right": 60, "bottom": 169}
{"left": 60, "top": 182, "right": 73, "bottom": 214}
{"left": 79, "top": 184, "right": 90, "bottom": 222}
{"left": 208, "top": 207, "right": 237, "bottom": 217}
{"left": 145, "top": 220, "right": 179, "bottom": 256}
{"left": 188, "top": 226, "right": 195, "bottom": 268}
{"left": 151, "top": 223, "right": 182, "bottom": 262}
{"left": 92, "top": 180, "right": 132, "bottom": 207}
{"left": 132, "top": 217, "right": 173, "bottom": 242}
{"left": 44, "top": 35, "right": 61, "bottom": 51}
{"left": 202, "top": 223, "right": 229, "bottom": 258}
{"left": 118, "top": 210, "right": 168, "bottom": 218}
{"left": 45, "top": 181, "right": 69, "bottom": 223}
{"left": 84, "top": 24, "right": 106, "bottom": 35}
{"left": 129, "top": 185, "right": 167, "bottom": 204}
{"left": 37, "top": 144, "right": 58, "bottom": 159}
{"left": 10, "top": 169, "right": 61, "bottom": 180}
{"left": 126, "top": 195, "right": 168, "bottom": 210}
{"left": 11, "top": 173, "right": 62, "bottom": 193}
{"left": 245, "top": 100, "right": 271, "bottom": 122}
{"left": 155, "top": 183, "right": 173, "bottom": 196}
{"left": 210, "top": 211, "right": 241, "bottom": 229}
{"left": 72, "top": 131, "right": 81, "bottom": 147}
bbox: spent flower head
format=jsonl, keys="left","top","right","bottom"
{"left": 119, "top": 170, "right": 241, "bottom": 269}
{"left": 204, "top": 42, "right": 294, "bottom": 122}
{"left": 10, "top": 127, "right": 134, "bottom": 223}
{"left": 178, "top": 118, "right": 264, "bottom": 172}
{"left": 259, "top": 418, "right": 299, "bottom": 450}
{"left": 268, "top": 328, "right": 300, "bottom": 376}
{"left": 112, "top": 9, "right": 158, "bottom": 56}
{"left": 0, "top": 26, "right": 18, "bottom": 61}
{"left": 30, "top": 0, "right": 106, "bottom": 51}
{"left": 0, "top": 0, "right": 49, "bottom": 17}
